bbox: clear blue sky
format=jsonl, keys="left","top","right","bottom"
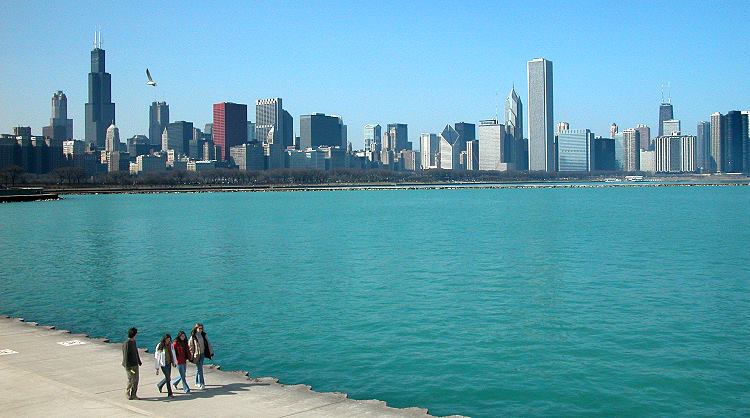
{"left": 1, "top": 1, "right": 748, "bottom": 148}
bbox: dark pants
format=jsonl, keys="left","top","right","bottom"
{"left": 125, "top": 366, "right": 139, "bottom": 399}
{"left": 157, "top": 365, "right": 173, "bottom": 396}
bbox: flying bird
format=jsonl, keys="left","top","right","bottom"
{"left": 146, "top": 68, "right": 157, "bottom": 87}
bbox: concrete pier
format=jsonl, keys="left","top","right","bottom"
{"left": 0, "top": 316, "right": 462, "bottom": 417}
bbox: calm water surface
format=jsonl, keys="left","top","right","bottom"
{"left": 1, "top": 187, "right": 749, "bottom": 417}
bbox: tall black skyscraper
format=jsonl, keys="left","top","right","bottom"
{"left": 724, "top": 111, "right": 744, "bottom": 173}
{"left": 85, "top": 32, "right": 115, "bottom": 148}
{"left": 658, "top": 103, "right": 673, "bottom": 137}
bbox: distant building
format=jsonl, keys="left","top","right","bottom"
{"left": 105, "top": 123, "right": 120, "bottom": 153}
{"left": 213, "top": 102, "right": 247, "bottom": 161}
{"left": 640, "top": 150, "right": 656, "bottom": 173}
{"left": 527, "top": 58, "right": 554, "bottom": 171}
{"left": 420, "top": 133, "right": 439, "bottom": 169}
{"left": 478, "top": 119, "right": 510, "bottom": 171}
{"left": 622, "top": 128, "right": 640, "bottom": 172}
{"left": 187, "top": 160, "right": 216, "bottom": 172}
{"left": 85, "top": 35, "right": 115, "bottom": 148}
{"left": 696, "top": 121, "right": 711, "bottom": 172}
{"left": 285, "top": 148, "right": 326, "bottom": 169}
{"left": 127, "top": 135, "right": 151, "bottom": 157}
{"left": 42, "top": 91, "right": 73, "bottom": 140}
{"left": 555, "top": 121, "right": 570, "bottom": 135}
{"left": 662, "top": 119, "right": 681, "bottom": 136}
{"left": 299, "top": 113, "right": 344, "bottom": 149}
{"left": 635, "top": 124, "right": 651, "bottom": 151}
{"left": 556, "top": 129, "right": 594, "bottom": 172}
{"left": 592, "top": 137, "right": 616, "bottom": 171}
{"left": 658, "top": 102, "right": 674, "bottom": 137}
{"left": 724, "top": 110, "right": 744, "bottom": 172}
{"left": 163, "top": 121, "right": 193, "bottom": 155}
{"left": 256, "top": 98, "right": 287, "bottom": 168}
{"left": 655, "top": 135, "right": 696, "bottom": 172}
{"left": 613, "top": 133, "right": 624, "bottom": 171}
{"left": 454, "top": 122, "right": 476, "bottom": 143}
{"left": 438, "top": 124, "right": 462, "bottom": 170}
{"left": 230, "top": 143, "right": 265, "bottom": 171}
{"left": 133, "top": 154, "right": 166, "bottom": 174}
{"left": 709, "top": 112, "right": 723, "bottom": 172}
{"left": 465, "top": 140, "right": 479, "bottom": 171}
{"left": 364, "top": 124, "right": 381, "bottom": 152}
{"left": 246, "top": 121, "right": 255, "bottom": 143}
{"left": 399, "top": 149, "right": 418, "bottom": 171}
{"left": 385, "top": 123, "right": 409, "bottom": 151}
{"left": 149, "top": 101, "right": 169, "bottom": 146}
{"left": 505, "top": 86, "right": 525, "bottom": 170}
{"left": 610, "top": 123, "right": 618, "bottom": 139}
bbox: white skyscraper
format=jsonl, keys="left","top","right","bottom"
{"left": 504, "top": 86, "right": 524, "bottom": 168}
{"left": 527, "top": 58, "right": 554, "bottom": 171}
{"left": 364, "top": 124, "right": 381, "bottom": 152}
{"left": 420, "top": 133, "right": 438, "bottom": 169}
{"left": 478, "top": 119, "right": 507, "bottom": 171}
{"left": 105, "top": 123, "right": 120, "bottom": 152}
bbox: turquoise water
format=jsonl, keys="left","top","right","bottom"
{"left": 1, "top": 187, "right": 749, "bottom": 417}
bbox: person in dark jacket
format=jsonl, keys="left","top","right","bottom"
{"left": 170, "top": 330, "right": 191, "bottom": 393}
{"left": 121, "top": 327, "right": 142, "bottom": 400}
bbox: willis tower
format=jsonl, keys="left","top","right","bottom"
{"left": 85, "top": 32, "right": 115, "bottom": 148}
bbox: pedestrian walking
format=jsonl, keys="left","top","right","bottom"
{"left": 170, "top": 330, "right": 191, "bottom": 393}
{"left": 188, "top": 323, "right": 214, "bottom": 389}
{"left": 121, "top": 327, "right": 142, "bottom": 400}
{"left": 154, "top": 333, "right": 178, "bottom": 398}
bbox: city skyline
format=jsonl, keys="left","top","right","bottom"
{"left": 2, "top": 1, "right": 750, "bottom": 147}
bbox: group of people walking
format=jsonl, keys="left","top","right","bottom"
{"left": 121, "top": 323, "right": 214, "bottom": 400}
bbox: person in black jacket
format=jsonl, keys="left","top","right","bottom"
{"left": 121, "top": 327, "right": 142, "bottom": 400}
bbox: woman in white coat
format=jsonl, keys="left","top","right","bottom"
{"left": 154, "top": 333, "right": 178, "bottom": 398}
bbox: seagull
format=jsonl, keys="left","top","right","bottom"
{"left": 146, "top": 68, "right": 157, "bottom": 87}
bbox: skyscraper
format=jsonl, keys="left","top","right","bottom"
{"left": 622, "top": 128, "right": 640, "bottom": 172}
{"left": 162, "top": 121, "right": 193, "bottom": 155}
{"left": 282, "top": 110, "right": 294, "bottom": 149}
{"left": 85, "top": 33, "right": 115, "bottom": 148}
{"left": 658, "top": 102, "right": 674, "bottom": 137}
{"left": 724, "top": 111, "right": 744, "bottom": 173}
{"left": 527, "top": 58, "right": 554, "bottom": 171}
{"left": 662, "top": 119, "right": 681, "bottom": 136}
{"left": 710, "top": 112, "right": 724, "bottom": 172}
{"left": 454, "top": 122, "right": 476, "bottom": 142}
{"left": 256, "top": 98, "right": 286, "bottom": 168}
{"left": 299, "top": 113, "right": 344, "bottom": 149}
{"left": 635, "top": 124, "right": 651, "bottom": 151}
{"left": 105, "top": 123, "right": 120, "bottom": 153}
{"left": 556, "top": 121, "right": 570, "bottom": 135}
{"left": 610, "top": 123, "right": 618, "bottom": 139}
{"left": 419, "top": 133, "right": 438, "bottom": 169}
{"left": 696, "top": 121, "right": 711, "bottom": 172}
{"left": 556, "top": 129, "right": 594, "bottom": 172}
{"left": 438, "top": 124, "right": 462, "bottom": 170}
{"left": 505, "top": 86, "right": 524, "bottom": 169}
{"left": 478, "top": 119, "right": 508, "bottom": 171}
{"left": 213, "top": 102, "right": 248, "bottom": 161}
{"left": 149, "top": 102, "right": 169, "bottom": 146}
{"left": 364, "top": 124, "right": 381, "bottom": 152}
{"left": 43, "top": 91, "right": 73, "bottom": 141}
{"left": 385, "top": 123, "right": 409, "bottom": 151}
{"left": 742, "top": 111, "right": 750, "bottom": 174}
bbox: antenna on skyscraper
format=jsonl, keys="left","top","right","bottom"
{"left": 667, "top": 81, "right": 671, "bottom": 104}
{"left": 660, "top": 84, "right": 664, "bottom": 103}
{"left": 495, "top": 90, "right": 499, "bottom": 122}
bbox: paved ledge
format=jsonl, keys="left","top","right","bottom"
{"left": 0, "top": 316, "right": 463, "bottom": 418}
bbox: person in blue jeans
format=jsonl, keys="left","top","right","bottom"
{"left": 188, "top": 323, "right": 214, "bottom": 390}
{"left": 170, "top": 330, "right": 191, "bottom": 393}
{"left": 154, "top": 333, "right": 177, "bottom": 398}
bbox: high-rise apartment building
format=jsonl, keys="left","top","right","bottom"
{"left": 527, "top": 58, "right": 554, "bottom": 171}
{"left": 696, "top": 121, "right": 711, "bottom": 172}
{"left": 85, "top": 33, "right": 115, "bottom": 148}
{"left": 556, "top": 129, "right": 594, "bottom": 172}
{"left": 149, "top": 102, "right": 169, "bottom": 146}
{"left": 43, "top": 91, "right": 73, "bottom": 141}
{"left": 622, "top": 128, "right": 640, "bottom": 172}
{"left": 299, "top": 113, "right": 344, "bottom": 149}
{"left": 710, "top": 112, "right": 724, "bottom": 172}
{"left": 364, "top": 124, "right": 381, "bottom": 152}
{"left": 213, "top": 102, "right": 248, "bottom": 161}
{"left": 742, "top": 111, "right": 750, "bottom": 174}
{"left": 505, "top": 87, "right": 524, "bottom": 169}
{"left": 655, "top": 135, "right": 696, "bottom": 173}
{"left": 658, "top": 102, "right": 674, "bottom": 137}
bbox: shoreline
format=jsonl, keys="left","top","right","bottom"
{"left": 0, "top": 314, "right": 463, "bottom": 417}
{"left": 28, "top": 179, "right": 750, "bottom": 196}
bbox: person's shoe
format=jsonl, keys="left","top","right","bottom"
{"left": 157, "top": 384, "right": 163, "bottom": 393}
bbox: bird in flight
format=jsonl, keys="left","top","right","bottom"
{"left": 146, "top": 68, "right": 157, "bottom": 87}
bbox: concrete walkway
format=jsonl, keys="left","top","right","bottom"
{"left": 0, "top": 316, "right": 461, "bottom": 417}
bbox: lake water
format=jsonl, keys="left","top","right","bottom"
{"left": 1, "top": 186, "right": 749, "bottom": 417}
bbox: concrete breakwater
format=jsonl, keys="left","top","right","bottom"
{"left": 0, "top": 315, "right": 463, "bottom": 417}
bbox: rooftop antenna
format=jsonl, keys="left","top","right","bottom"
{"left": 495, "top": 90, "right": 499, "bottom": 122}
{"left": 667, "top": 81, "right": 671, "bottom": 104}
{"left": 660, "top": 83, "right": 664, "bottom": 103}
